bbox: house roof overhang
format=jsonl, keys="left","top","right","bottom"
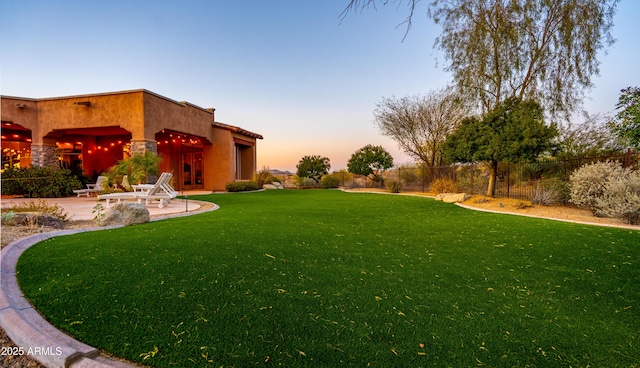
{"left": 212, "top": 122, "right": 263, "bottom": 140}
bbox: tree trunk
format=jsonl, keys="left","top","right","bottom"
{"left": 486, "top": 160, "right": 498, "bottom": 197}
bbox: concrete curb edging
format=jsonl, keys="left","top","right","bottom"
{"left": 343, "top": 189, "right": 639, "bottom": 231}
{"left": 454, "top": 202, "right": 640, "bottom": 231}
{"left": 0, "top": 200, "right": 219, "bottom": 368}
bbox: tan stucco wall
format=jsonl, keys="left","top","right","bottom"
{"left": 1, "top": 97, "right": 39, "bottom": 136}
{"left": 1, "top": 90, "right": 261, "bottom": 191}
{"left": 206, "top": 129, "right": 259, "bottom": 190}
{"left": 210, "top": 128, "right": 234, "bottom": 191}
{"left": 36, "top": 91, "right": 145, "bottom": 143}
{"left": 143, "top": 93, "right": 214, "bottom": 143}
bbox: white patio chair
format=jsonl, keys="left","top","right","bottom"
{"left": 73, "top": 176, "right": 109, "bottom": 197}
{"left": 97, "top": 172, "right": 177, "bottom": 208}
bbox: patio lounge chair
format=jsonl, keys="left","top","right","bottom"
{"left": 97, "top": 172, "right": 177, "bottom": 208}
{"left": 73, "top": 176, "right": 109, "bottom": 197}
{"left": 132, "top": 173, "right": 178, "bottom": 197}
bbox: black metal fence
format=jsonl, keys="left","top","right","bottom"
{"left": 275, "top": 149, "right": 639, "bottom": 201}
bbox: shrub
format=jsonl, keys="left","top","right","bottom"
{"left": 530, "top": 184, "right": 558, "bottom": 206}
{"left": 321, "top": 174, "right": 340, "bottom": 189}
{"left": 0, "top": 211, "right": 16, "bottom": 225}
{"left": 108, "top": 152, "right": 161, "bottom": 185}
{"left": 569, "top": 161, "right": 626, "bottom": 212}
{"left": 592, "top": 171, "right": 640, "bottom": 225}
{"left": 386, "top": 180, "right": 402, "bottom": 193}
{"left": 3, "top": 199, "right": 68, "bottom": 221}
{"left": 253, "top": 167, "right": 279, "bottom": 188}
{"left": 531, "top": 178, "right": 568, "bottom": 205}
{"left": 0, "top": 166, "right": 82, "bottom": 197}
{"left": 430, "top": 177, "right": 458, "bottom": 193}
{"left": 225, "top": 181, "right": 260, "bottom": 192}
{"left": 569, "top": 161, "right": 640, "bottom": 224}
{"left": 296, "top": 176, "right": 318, "bottom": 188}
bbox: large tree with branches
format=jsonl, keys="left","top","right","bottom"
{"left": 342, "top": 0, "right": 618, "bottom": 118}
{"left": 374, "top": 87, "right": 467, "bottom": 167}
{"left": 443, "top": 98, "right": 557, "bottom": 196}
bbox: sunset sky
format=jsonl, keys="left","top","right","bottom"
{"left": 1, "top": 1, "right": 638, "bottom": 172}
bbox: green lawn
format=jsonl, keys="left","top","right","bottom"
{"left": 17, "top": 190, "right": 639, "bottom": 367}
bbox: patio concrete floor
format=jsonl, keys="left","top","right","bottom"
{"left": 0, "top": 190, "right": 213, "bottom": 221}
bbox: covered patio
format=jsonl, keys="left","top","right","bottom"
{"left": 0, "top": 190, "right": 212, "bottom": 221}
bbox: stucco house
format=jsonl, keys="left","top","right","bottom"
{"left": 1, "top": 89, "right": 262, "bottom": 191}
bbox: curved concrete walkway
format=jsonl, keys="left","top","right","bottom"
{"left": 0, "top": 195, "right": 219, "bottom": 368}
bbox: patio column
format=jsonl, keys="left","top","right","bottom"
{"left": 31, "top": 143, "right": 58, "bottom": 168}
{"left": 130, "top": 139, "right": 157, "bottom": 156}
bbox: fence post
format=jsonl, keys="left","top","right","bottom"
{"left": 506, "top": 163, "right": 510, "bottom": 198}
{"left": 626, "top": 147, "right": 632, "bottom": 168}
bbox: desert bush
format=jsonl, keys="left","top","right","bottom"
{"left": 321, "top": 174, "right": 340, "bottom": 189}
{"left": 0, "top": 211, "right": 16, "bottom": 225}
{"left": 296, "top": 176, "right": 318, "bottom": 188}
{"left": 386, "top": 180, "right": 402, "bottom": 193}
{"left": 225, "top": 181, "right": 260, "bottom": 192}
{"left": 569, "top": 161, "right": 626, "bottom": 212}
{"left": 430, "top": 177, "right": 458, "bottom": 193}
{"left": 569, "top": 161, "right": 640, "bottom": 224}
{"left": 3, "top": 199, "right": 68, "bottom": 221}
{"left": 253, "top": 167, "right": 279, "bottom": 188}
{"left": 592, "top": 171, "right": 640, "bottom": 224}
{"left": 0, "top": 166, "right": 82, "bottom": 197}
{"left": 531, "top": 178, "right": 568, "bottom": 205}
{"left": 530, "top": 184, "right": 558, "bottom": 206}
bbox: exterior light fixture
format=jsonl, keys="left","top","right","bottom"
{"left": 14, "top": 103, "right": 26, "bottom": 109}
{"left": 74, "top": 101, "right": 91, "bottom": 106}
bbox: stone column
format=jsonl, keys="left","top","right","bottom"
{"left": 130, "top": 140, "right": 158, "bottom": 156}
{"left": 30, "top": 144, "right": 59, "bottom": 168}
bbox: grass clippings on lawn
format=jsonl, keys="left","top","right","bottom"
{"left": 16, "top": 190, "right": 640, "bottom": 367}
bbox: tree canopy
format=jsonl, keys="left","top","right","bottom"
{"left": 347, "top": 145, "right": 394, "bottom": 182}
{"left": 443, "top": 98, "right": 557, "bottom": 196}
{"left": 296, "top": 155, "right": 331, "bottom": 184}
{"left": 342, "top": 0, "right": 618, "bottom": 118}
{"left": 374, "top": 87, "right": 467, "bottom": 167}
{"left": 609, "top": 86, "right": 640, "bottom": 149}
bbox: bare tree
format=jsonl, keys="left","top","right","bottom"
{"left": 374, "top": 87, "right": 468, "bottom": 167}
{"left": 555, "top": 113, "right": 623, "bottom": 159}
{"left": 340, "top": 0, "right": 422, "bottom": 40}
